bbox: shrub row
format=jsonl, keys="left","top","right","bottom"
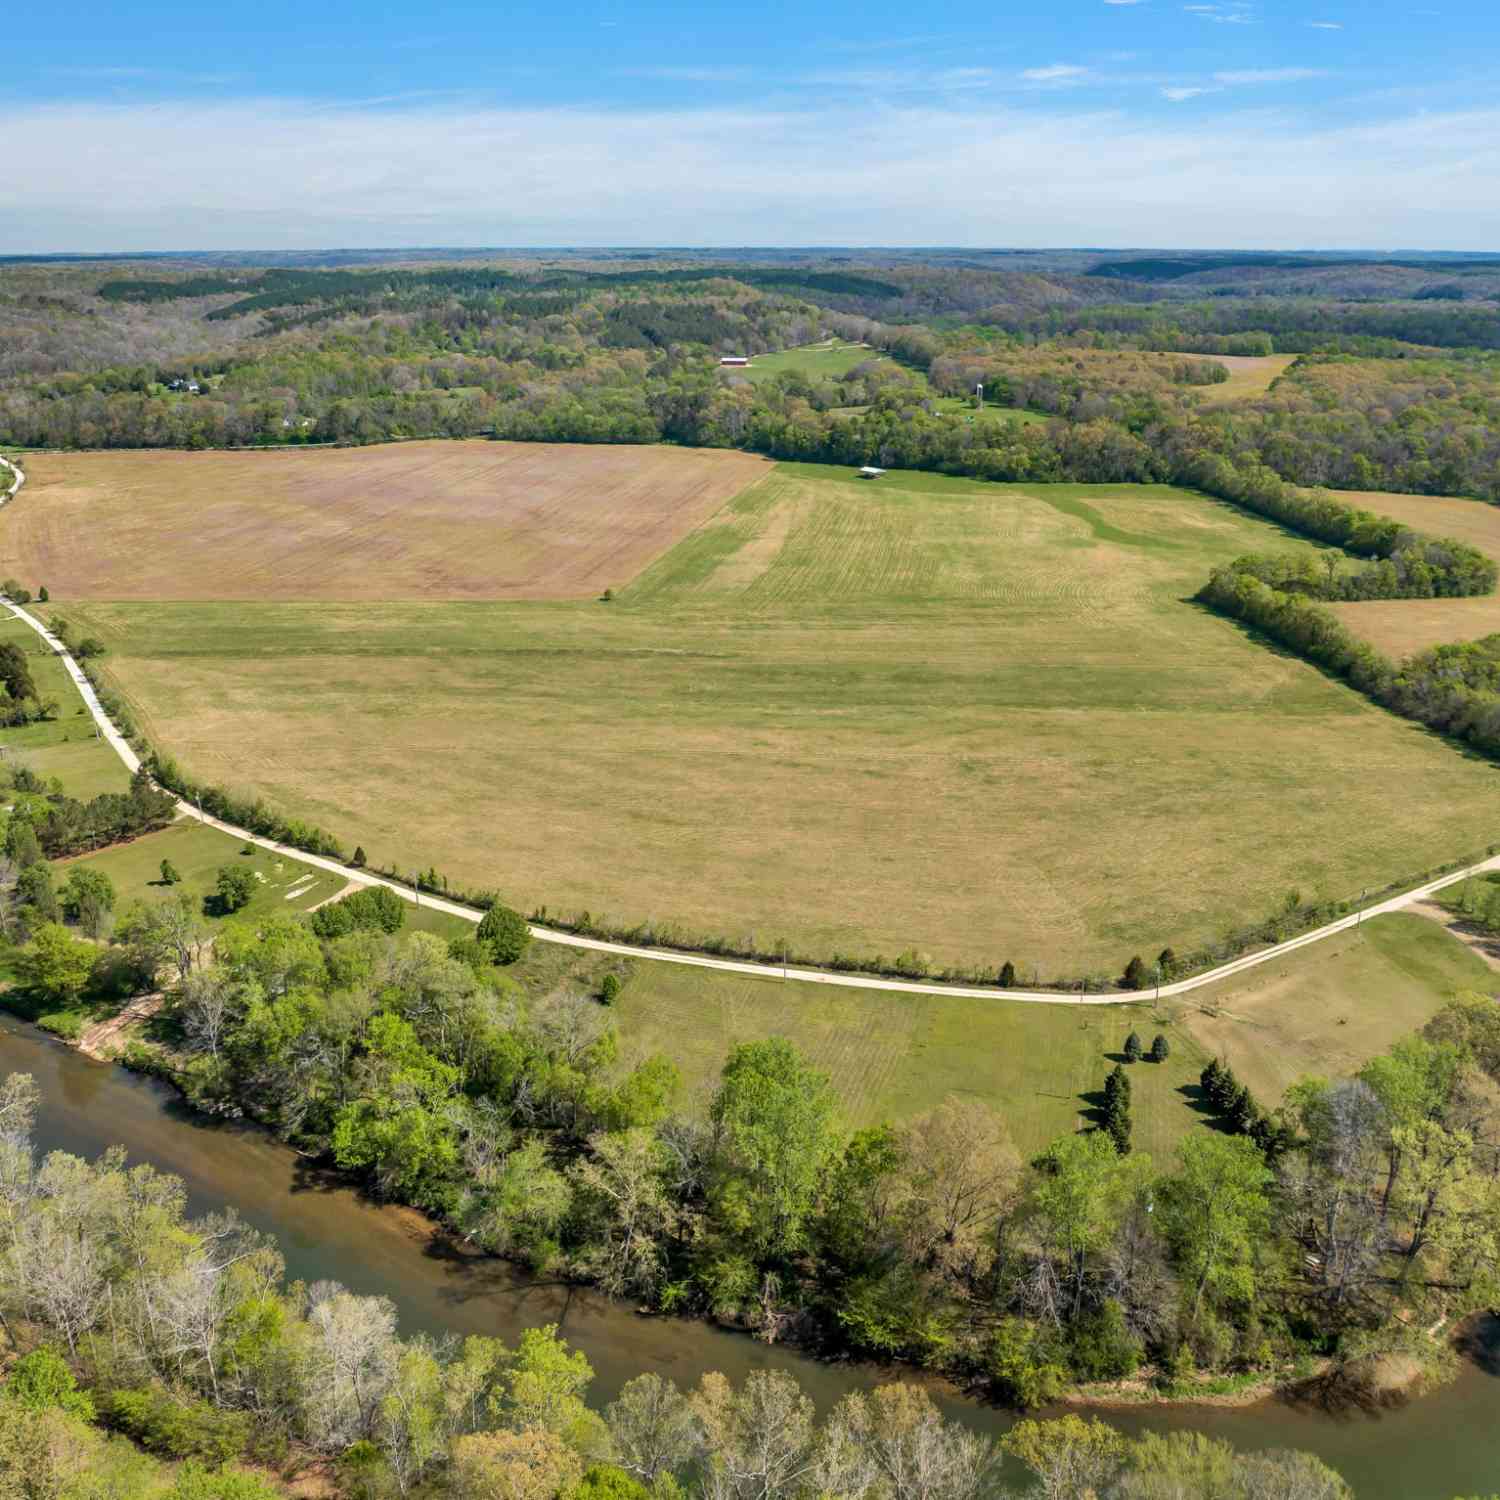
{"left": 1178, "top": 451, "right": 1496, "bottom": 597}
{"left": 148, "top": 750, "right": 344, "bottom": 860}
{"left": 1199, "top": 566, "right": 1500, "bottom": 762}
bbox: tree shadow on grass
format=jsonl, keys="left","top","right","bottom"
{"left": 1078, "top": 1089, "right": 1109, "bottom": 1130}
{"left": 1177, "top": 1082, "right": 1239, "bottom": 1135}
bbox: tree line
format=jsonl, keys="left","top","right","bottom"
{"left": 5, "top": 845, "right": 1496, "bottom": 1439}
{"left": 0, "top": 1067, "right": 1366, "bottom": 1499}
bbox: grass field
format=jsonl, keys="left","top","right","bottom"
{"left": 56, "top": 459, "right": 1500, "bottom": 974}
{"left": 3, "top": 562, "right": 1487, "bottom": 1151}
{"left": 599, "top": 910, "right": 1489, "bottom": 1154}
{"left": 2, "top": 441, "right": 770, "bottom": 602}
{"left": 1331, "top": 488, "right": 1500, "bottom": 655}
{"left": 65, "top": 818, "right": 348, "bottom": 920}
{"left": 739, "top": 341, "right": 890, "bottom": 384}
{"left": 1198, "top": 353, "right": 1298, "bottom": 405}
{"left": 0, "top": 613, "right": 132, "bottom": 797}
{"left": 1179, "top": 912, "right": 1493, "bottom": 1103}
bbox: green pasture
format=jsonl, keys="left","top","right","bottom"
{"left": 0, "top": 614, "right": 132, "bottom": 796}
{"left": 606, "top": 909, "right": 1491, "bottom": 1154}
{"left": 1180, "top": 911, "right": 1495, "bottom": 1104}
{"left": 62, "top": 461, "right": 1500, "bottom": 974}
{"left": 67, "top": 819, "right": 346, "bottom": 922}
{"left": 738, "top": 341, "right": 889, "bottom": 384}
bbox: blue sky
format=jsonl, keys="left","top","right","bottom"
{"left": 4, "top": 0, "right": 1499, "bottom": 251}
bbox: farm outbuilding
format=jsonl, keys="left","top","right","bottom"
{"left": 858, "top": 466, "right": 887, "bottom": 480}
{"left": 719, "top": 356, "right": 750, "bottom": 367}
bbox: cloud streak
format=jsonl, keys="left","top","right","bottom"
{"left": 1, "top": 97, "right": 1497, "bottom": 251}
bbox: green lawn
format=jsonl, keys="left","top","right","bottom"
{"left": 605, "top": 909, "right": 1493, "bottom": 1154}
{"left": 66, "top": 819, "right": 347, "bottom": 922}
{"left": 66, "top": 820, "right": 472, "bottom": 940}
{"left": 61, "top": 460, "right": 1500, "bottom": 976}
{"left": 0, "top": 613, "right": 132, "bottom": 796}
{"left": 612, "top": 960, "right": 1202, "bottom": 1156}
{"left": 1179, "top": 912, "right": 1495, "bottom": 1104}
{"left": 738, "top": 342, "right": 890, "bottom": 384}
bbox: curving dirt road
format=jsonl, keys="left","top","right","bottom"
{"left": 2, "top": 448, "right": 1495, "bottom": 1006}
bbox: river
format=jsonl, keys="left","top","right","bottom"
{"left": 3, "top": 1017, "right": 1497, "bottom": 1498}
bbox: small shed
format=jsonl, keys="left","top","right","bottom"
{"left": 719, "top": 356, "right": 750, "bottom": 367}
{"left": 858, "top": 466, "right": 887, "bottom": 480}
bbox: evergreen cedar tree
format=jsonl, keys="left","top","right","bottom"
{"left": 1124, "top": 1032, "right": 1143, "bottom": 1062}
{"left": 599, "top": 973, "right": 621, "bottom": 1004}
{"left": 998, "top": 960, "right": 1016, "bottom": 987}
{"left": 477, "top": 901, "right": 531, "bottom": 965}
{"left": 351, "top": 845, "right": 367, "bottom": 868}
{"left": 1198, "top": 1057, "right": 1294, "bottom": 1161}
{"left": 1102, "top": 1064, "right": 1133, "bottom": 1155}
{"left": 1122, "top": 956, "right": 1148, "bottom": 990}
{"left": 1150, "top": 1033, "right": 1170, "bottom": 1063}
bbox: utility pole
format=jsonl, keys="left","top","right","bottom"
{"left": 1357, "top": 887, "right": 1369, "bottom": 926}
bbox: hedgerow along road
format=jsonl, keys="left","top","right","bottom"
{"left": 1, "top": 451, "right": 1495, "bottom": 1007}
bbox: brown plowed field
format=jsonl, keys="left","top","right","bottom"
{"left": 1, "top": 441, "right": 771, "bottom": 601}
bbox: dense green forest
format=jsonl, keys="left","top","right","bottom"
{"left": 0, "top": 1069, "right": 1369, "bottom": 1499}
{"left": 5, "top": 255, "right": 1500, "bottom": 503}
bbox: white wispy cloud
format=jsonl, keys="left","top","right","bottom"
{"left": 1308, "top": 20, "right": 1344, "bottom": 28}
{"left": 1021, "top": 64, "right": 1091, "bottom": 83}
{"left": 1213, "top": 68, "right": 1328, "bottom": 84}
{"left": 1162, "top": 86, "right": 1221, "bottom": 101}
{"left": 1185, "top": 3, "right": 1255, "bottom": 23}
{"left": 2, "top": 97, "right": 1498, "bottom": 251}
{"left": 618, "top": 65, "right": 752, "bottom": 83}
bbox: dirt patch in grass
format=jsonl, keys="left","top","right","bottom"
{"left": 2, "top": 441, "right": 771, "bottom": 602}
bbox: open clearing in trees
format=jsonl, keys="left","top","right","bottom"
{"left": 52, "top": 455, "right": 1500, "bottom": 973}
{"left": 1198, "top": 353, "right": 1298, "bottom": 405}
{"left": 1334, "top": 488, "right": 1500, "bottom": 656}
{"left": 1, "top": 441, "right": 770, "bottom": 601}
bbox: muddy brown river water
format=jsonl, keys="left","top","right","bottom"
{"left": 4, "top": 1016, "right": 1497, "bottom": 1498}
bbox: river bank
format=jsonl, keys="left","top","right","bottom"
{"left": 26, "top": 998, "right": 1351, "bottom": 1419}
{"left": 2, "top": 1014, "right": 1498, "bottom": 1498}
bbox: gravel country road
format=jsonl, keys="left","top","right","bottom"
{"left": 3, "top": 450, "right": 1496, "bottom": 1007}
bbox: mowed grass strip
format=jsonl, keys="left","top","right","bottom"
{"left": 0, "top": 440, "right": 770, "bottom": 602}
{"left": 738, "top": 342, "right": 890, "bottom": 384}
{"left": 61, "top": 461, "right": 1500, "bottom": 973}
